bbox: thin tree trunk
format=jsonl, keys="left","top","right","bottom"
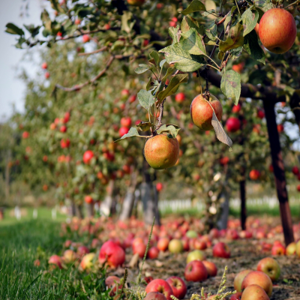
{"left": 76, "top": 204, "right": 84, "bottom": 219}
{"left": 71, "top": 201, "right": 76, "bottom": 217}
{"left": 263, "top": 100, "right": 294, "bottom": 246}
{"left": 100, "top": 180, "right": 115, "bottom": 216}
{"left": 5, "top": 150, "right": 11, "bottom": 202}
{"left": 240, "top": 178, "right": 247, "bottom": 230}
{"left": 217, "top": 190, "right": 230, "bottom": 230}
{"left": 85, "top": 202, "right": 94, "bottom": 218}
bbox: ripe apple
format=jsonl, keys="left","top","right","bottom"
{"left": 186, "top": 230, "right": 198, "bottom": 238}
{"left": 241, "top": 271, "right": 272, "bottom": 296}
{"left": 226, "top": 117, "right": 240, "bottom": 133}
{"left": 232, "top": 62, "right": 244, "bottom": 73}
{"left": 127, "top": 0, "right": 145, "bottom": 6}
{"left": 77, "top": 245, "right": 90, "bottom": 257}
{"left": 99, "top": 240, "right": 125, "bottom": 268}
{"left": 22, "top": 131, "right": 29, "bottom": 139}
{"left": 120, "top": 117, "right": 132, "bottom": 128}
{"left": 82, "top": 34, "right": 90, "bottom": 43}
{"left": 257, "top": 109, "right": 265, "bottom": 119}
{"left": 202, "top": 261, "right": 217, "bottom": 277}
{"left": 145, "top": 279, "right": 174, "bottom": 300}
{"left": 230, "top": 292, "right": 242, "bottom": 300}
{"left": 133, "top": 242, "right": 146, "bottom": 258}
{"left": 186, "top": 250, "right": 206, "bottom": 263}
{"left": 234, "top": 270, "right": 252, "bottom": 292}
{"left": 184, "top": 260, "right": 208, "bottom": 282}
{"left": 144, "top": 292, "right": 167, "bottom": 300}
{"left": 166, "top": 276, "right": 187, "bottom": 299}
{"left": 105, "top": 276, "right": 122, "bottom": 296}
{"left": 232, "top": 104, "right": 241, "bottom": 113}
{"left": 48, "top": 255, "right": 63, "bottom": 269}
{"left": 249, "top": 169, "right": 260, "bottom": 181}
{"left": 45, "top": 72, "right": 50, "bottom": 79}
{"left": 271, "top": 243, "right": 286, "bottom": 256}
{"left": 84, "top": 195, "right": 93, "bottom": 204}
{"left": 241, "top": 284, "right": 269, "bottom": 300}
{"left": 190, "top": 94, "right": 222, "bottom": 130}
{"left": 63, "top": 249, "right": 76, "bottom": 263}
{"left": 60, "top": 138, "right": 70, "bottom": 149}
{"left": 258, "top": 8, "right": 296, "bottom": 54}
{"left": 156, "top": 182, "right": 163, "bottom": 192}
{"left": 175, "top": 92, "right": 186, "bottom": 103}
{"left": 144, "top": 134, "right": 179, "bottom": 169}
{"left": 83, "top": 150, "right": 94, "bottom": 164}
{"left": 80, "top": 253, "right": 95, "bottom": 270}
{"left": 41, "top": 62, "right": 48, "bottom": 69}
{"left": 286, "top": 242, "right": 296, "bottom": 255}
{"left": 292, "top": 166, "right": 299, "bottom": 175}
{"left": 168, "top": 239, "right": 183, "bottom": 254}
{"left": 119, "top": 126, "right": 129, "bottom": 137}
{"left": 295, "top": 240, "right": 300, "bottom": 257}
{"left": 212, "top": 242, "right": 230, "bottom": 258}
{"left": 277, "top": 124, "right": 284, "bottom": 133}
{"left": 148, "top": 247, "right": 159, "bottom": 259}
{"left": 257, "top": 257, "right": 280, "bottom": 282}
{"left": 121, "top": 89, "right": 130, "bottom": 98}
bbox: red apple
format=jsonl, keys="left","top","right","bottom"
{"left": 84, "top": 195, "right": 93, "bottom": 204}
{"left": 271, "top": 243, "right": 286, "bottom": 256}
{"left": 258, "top": 8, "right": 296, "bottom": 54}
{"left": 157, "top": 238, "right": 169, "bottom": 252}
{"left": 144, "top": 292, "right": 167, "bottom": 300}
{"left": 60, "top": 125, "right": 67, "bottom": 133}
{"left": 232, "top": 62, "right": 244, "bottom": 73}
{"left": 175, "top": 92, "right": 186, "bottom": 103}
{"left": 212, "top": 242, "right": 230, "bottom": 258}
{"left": 156, "top": 182, "right": 163, "bottom": 192}
{"left": 230, "top": 292, "right": 242, "bottom": 300}
{"left": 241, "top": 284, "right": 269, "bottom": 300}
{"left": 226, "top": 117, "right": 240, "bottom": 133}
{"left": 48, "top": 255, "right": 63, "bottom": 269}
{"left": 41, "top": 62, "right": 48, "bottom": 69}
{"left": 45, "top": 72, "right": 50, "bottom": 79}
{"left": 148, "top": 247, "right": 159, "bottom": 259}
{"left": 63, "top": 249, "right": 76, "bottom": 263}
{"left": 277, "top": 124, "right": 284, "bottom": 133}
{"left": 105, "top": 276, "right": 122, "bottom": 296}
{"left": 234, "top": 270, "right": 252, "bottom": 292}
{"left": 166, "top": 276, "right": 187, "bottom": 299}
{"left": 120, "top": 117, "right": 132, "bottom": 128}
{"left": 292, "top": 166, "right": 299, "bottom": 175}
{"left": 249, "top": 169, "right": 260, "bottom": 181}
{"left": 202, "top": 261, "right": 217, "bottom": 277}
{"left": 83, "top": 150, "right": 94, "bottom": 164}
{"left": 22, "top": 131, "right": 29, "bottom": 139}
{"left": 99, "top": 241, "right": 125, "bottom": 268}
{"left": 184, "top": 260, "right": 208, "bottom": 282}
{"left": 232, "top": 104, "right": 241, "bottom": 113}
{"left": 82, "top": 34, "right": 90, "bottom": 43}
{"left": 145, "top": 279, "right": 174, "bottom": 300}
{"left": 119, "top": 127, "right": 129, "bottom": 137}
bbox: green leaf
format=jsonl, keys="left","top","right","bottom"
{"left": 161, "top": 66, "right": 176, "bottom": 82}
{"left": 137, "top": 89, "right": 155, "bottom": 111}
{"left": 146, "top": 77, "right": 153, "bottom": 91}
{"left": 41, "top": 10, "right": 52, "bottom": 32}
{"left": 115, "top": 127, "right": 141, "bottom": 142}
{"left": 182, "top": 0, "right": 206, "bottom": 15}
{"left": 181, "top": 28, "right": 206, "bottom": 55}
{"left": 160, "top": 59, "right": 167, "bottom": 69}
{"left": 121, "top": 11, "right": 135, "bottom": 33}
{"left": 168, "top": 26, "right": 180, "bottom": 44}
{"left": 242, "top": 8, "right": 259, "bottom": 36}
{"left": 159, "top": 43, "right": 205, "bottom": 72}
{"left": 181, "top": 16, "right": 205, "bottom": 36}
{"left": 156, "top": 125, "right": 181, "bottom": 138}
{"left": 221, "top": 70, "right": 241, "bottom": 105}
{"left": 244, "top": 30, "right": 265, "bottom": 64}
{"left": 205, "top": 19, "right": 217, "bottom": 40}
{"left": 219, "top": 23, "right": 244, "bottom": 53}
{"left": 23, "top": 24, "right": 41, "bottom": 37}
{"left": 136, "top": 122, "right": 153, "bottom": 132}
{"left": 135, "top": 64, "right": 150, "bottom": 74}
{"left": 5, "top": 23, "right": 24, "bottom": 35}
{"left": 157, "top": 74, "right": 189, "bottom": 101}
{"left": 111, "top": 40, "right": 125, "bottom": 51}
{"left": 149, "top": 51, "right": 160, "bottom": 66}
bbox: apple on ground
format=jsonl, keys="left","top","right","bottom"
{"left": 157, "top": 238, "right": 169, "bottom": 252}
{"left": 241, "top": 271, "right": 273, "bottom": 296}
{"left": 234, "top": 269, "right": 252, "bottom": 292}
{"left": 286, "top": 242, "right": 296, "bottom": 255}
{"left": 105, "top": 276, "right": 122, "bottom": 296}
{"left": 166, "top": 276, "right": 187, "bottom": 299}
{"left": 80, "top": 253, "right": 95, "bottom": 270}
{"left": 145, "top": 279, "right": 174, "bottom": 300}
{"left": 184, "top": 260, "right": 208, "bottom": 282}
{"left": 99, "top": 240, "right": 125, "bottom": 268}
{"left": 63, "top": 249, "right": 76, "bottom": 263}
{"left": 144, "top": 292, "right": 167, "bottom": 300}
{"left": 186, "top": 249, "right": 206, "bottom": 263}
{"left": 148, "top": 247, "right": 159, "bottom": 259}
{"left": 212, "top": 242, "right": 230, "bottom": 258}
{"left": 230, "top": 292, "right": 242, "bottom": 300}
{"left": 202, "top": 261, "right": 217, "bottom": 277}
{"left": 168, "top": 239, "right": 183, "bottom": 254}
{"left": 48, "top": 255, "right": 63, "bottom": 269}
{"left": 257, "top": 257, "right": 280, "bottom": 282}
{"left": 241, "top": 284, "right": 269, "bottom": 300}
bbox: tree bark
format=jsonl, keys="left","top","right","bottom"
{"left": 5, "top": 150, "right": 11, "bottom": 202}
{"left": 100, "top": 180, "right": 115, "bottom": 216}
{"left": 76, "top": 204, "right": 84, "bottom": 219}
{"left": 85, "top": 202, "right": 94, "bottom": 218}
{"left": 71, "top": 201, "right": 76, "bottom": 217}
{"left": 216, "top": 190, "right": 230, "bottom": 230}
{"left": 240, "top": 178, "right": 247, "bottom": 231}
{"left": 263, "top": 100, "right": 294, "bottom": 246}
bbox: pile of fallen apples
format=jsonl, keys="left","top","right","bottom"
{"left": 44, "top": 216, "right": 300, "bottom": 299}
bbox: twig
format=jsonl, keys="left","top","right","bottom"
{"left": 78, "top": 46, "right": 108, "bottom": 56}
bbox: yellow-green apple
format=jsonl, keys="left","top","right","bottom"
{"left": 241, "top": 284, "right": 269, "bottom": 300}
{"left": 80, "top": 253, "right": 95, "bottom": 270}
{"left": 184, "top": 260, "right": 208, "bottom": 282}
{"left": 258, "top": 8, "right": 296, "bottom": 54}
{"left": 257, "top": 257, "right": 280, "bottom": 282}
{"left": 213, "top": 242, "right": 230, "bottom": 258}
{"left": 202, "top": 261, "right": 217, "bottom": 277}
{"left": 166, "top": 276, "right": 187, "bottom": 299}
{"left": 234, "top": 270, "right": 252, "bottom": 292}
{"left": 99, "top": 240, "right": 125, "bottom": 268}
{"left": 296, "top": 240, "right": 300, "bottom": 257}
{"left": 286, "top": 242, "right": 296, "bottom": 255}
{"left": 144, "top": 292, "right": 167, "bottom": 300}
{"left": 186, "top": 250, "right": 206, "bottom": 263}
{"left": 168, "top": 239, "right": 183, "bottom": 253}
{"left": 241, "top": 271, "right": 273, "bottom": 296}
{"left": 148, "top": 247, "right": 159, "bottom": 259}
{"left": 63, "top": 249, "right": 76, "bottom": 263}
{"left": 186, "top": 230, "right": 198, "bottom": 238}
{"left": 48, "top": 255, "right": 63, "bottom": 269}
{"left": 145, "top": 279, "right": 174, "bottom": 300}
{"left": 190, "top": 94, "right": 222, "bottom": 130}
{"left": 144, "top": 134, "right": 179, "bottom": 169}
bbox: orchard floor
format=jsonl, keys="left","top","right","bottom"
{"left": 1, "top": 217, "right": 300, "bottom": 299}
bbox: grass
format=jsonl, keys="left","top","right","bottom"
{"left": 0, "top": 220, "right": 110, "bottom": 300}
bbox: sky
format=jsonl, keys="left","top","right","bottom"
{"left": 0, "top": 0, "right": 48, "bottom": 122}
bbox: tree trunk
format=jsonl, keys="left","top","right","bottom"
{"left": 216, "top": 190, "right": 230, "bottom": 230}
{"left": 85, "top": 202, "right": 94, "bottom": 218}
{"left": 71, "top": 201, "right": 76, "bottom": 217}
{"left": 76, "top": 204, "right": 84, "bottom": 219}
{"left": 240, "top": 178, "right": 247, "bottom": 230}
{"left": 100, "top": 180, "right": 115, "bottom": 216}
{"left": 263, "top": 100, "right": 294, "bottom": 246}
{"left": 5, "top": 150, "right": 11, "bottom": 202}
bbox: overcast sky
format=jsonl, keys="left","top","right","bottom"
{"left": 0, "top": 0, "right": 47, "bottom": 122}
